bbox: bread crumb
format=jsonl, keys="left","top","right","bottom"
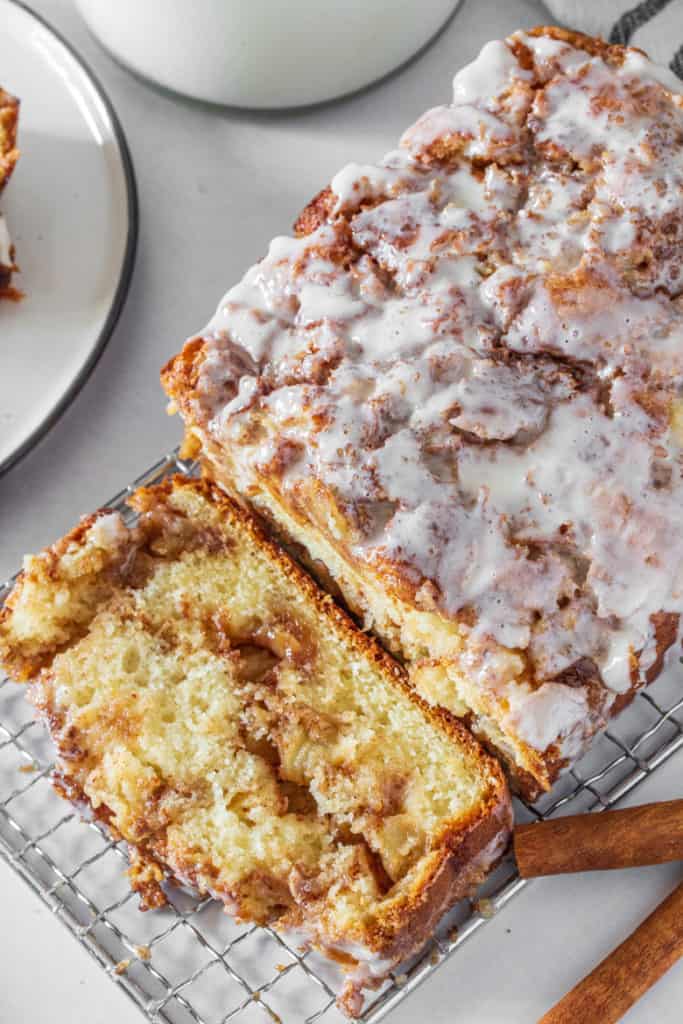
{"left": 394, "top": 973, "right": 408, "bottom": 987}
{"left": 114, "top": 959, "right": 131, "bottom": 975}
{"left": 135, "top": 945, "right": 151, "bottom": 961}
{"left": 449, "top": 926, "right": 459, "bottom": 944}
{"left": 275, "top": 963, "right": 288, "bottom": 972}
{"left": 429, "top": 948, "right": 440, "bottom": 966}
{"left": 475, "top": 898, "right": 495, "bottom": 919}
{"left": 19, "top": 763, "right": 37, "bottom": 773}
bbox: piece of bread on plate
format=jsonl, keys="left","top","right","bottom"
{"left": 162, "top": 26, "right": 683, "bottom": 799}
{"left": 0, "top": 87, "right": 19, "bottom": 297}
{"left": 0, "top": 475, "right": 511, "bottom": 1016}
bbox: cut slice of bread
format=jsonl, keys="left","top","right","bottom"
{"left": 0, "top": 476, "right": 510, "bottom": 1015}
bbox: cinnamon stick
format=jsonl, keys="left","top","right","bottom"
{"left": 514, "top": 799, "right": 683, "bottom": 878}
{"left": 538, "top": 880, "right": 683, "bottom": 1024}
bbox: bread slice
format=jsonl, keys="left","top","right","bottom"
{"left": 0, "top": 476, "right": 510, "bottom": 1015}
{"left": 0, "top": 87, "right": 19, "bottom": 297}
{"left": 162, "top": 26, "right": 683, "bottom": 799}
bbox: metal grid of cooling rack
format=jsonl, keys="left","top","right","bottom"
{"left": 1, "top": 448, "right": 683, "bottom": 1024}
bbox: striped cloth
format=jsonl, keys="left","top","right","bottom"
{"left": 543, "top": 0, "right": 683, "bottom": 77}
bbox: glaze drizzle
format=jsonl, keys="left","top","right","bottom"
{"left": 186, "top": 30, "right": 683, "bottom": 760}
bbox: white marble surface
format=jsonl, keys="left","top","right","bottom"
{"left": 0, "top": 1, "right": 681, "bottom": 1021}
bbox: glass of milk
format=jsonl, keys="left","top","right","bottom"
{"left": 75, "top": 0, "right": 463, "bottom": 108}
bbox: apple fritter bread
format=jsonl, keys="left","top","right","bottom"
{"left": 0, "top": 476, "right": 510, "bottom": 1015}
{"left": 163, "top": 26, "right": 683, "bottom": 798}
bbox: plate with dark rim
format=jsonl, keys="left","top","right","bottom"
{"left": 0, "top": 0, "right": 137, "bottom": 475}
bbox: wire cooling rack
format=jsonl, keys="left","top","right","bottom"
{"left": 1, "top": 449, "right": 683, "bottom": 1024}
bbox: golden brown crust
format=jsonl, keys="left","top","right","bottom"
{"left": 51, "top": 770, "right": 169, "bottom": 910}
{"left": 161, "top": 336, "right": 206, "bottom": 405}
{"left": 294, "top": 185, "right": 336, "bottom": 238}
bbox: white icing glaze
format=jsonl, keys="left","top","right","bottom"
{"left": 183, "top": 30, "right": 683, "bottom": 758}
{"left": 452, "top": 39, "right": 529, "bottom": 107}
{"left": 504, "top": 680, "right": 591, "bottom": 762}
{"left": 621, "top": 50, "right": 683, "bottom": 94}
{"left": 88, "top": 512, "right": 127, "bottom": 550}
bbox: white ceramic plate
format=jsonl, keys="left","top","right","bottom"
{"left": 0, "top": 0, "right": 136, "bottom": 474}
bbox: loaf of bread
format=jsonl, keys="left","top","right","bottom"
{"left": 0, "top": 87, "right": 19, "bottom": 297}
{"left": 0, "top": 476, "right": 510, "bottom": 1015}
{"left": 163, "top": 27, "right": 683, "bottom": 798}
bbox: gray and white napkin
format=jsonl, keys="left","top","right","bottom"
{"left": 543, "top": 0, "right": 683, "bottom": 77}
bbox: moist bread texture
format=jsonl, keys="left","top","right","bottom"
{"left": 0, "top": 476, "right": 510, "bottom": 1015}
{"left": 0, "top": 87, "right": 19, "bottom": 297}
{"left": 163, "top": 27, "right": 683, "bottom": 798}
